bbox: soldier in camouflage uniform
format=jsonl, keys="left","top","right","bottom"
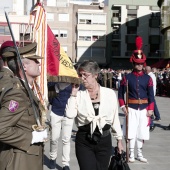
{"left": 0, "top": 41, "right": 47, "bottom": 170}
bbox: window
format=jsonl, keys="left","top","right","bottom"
{"left": 92, "top": 31, "right": 106, "bottom": 41}
{"left": 112, "top": 6, "right": 121, "bottom": 22}
{"left": 47, "top": 13, "right": 54, "bottom": 21}
{"left": 93, "top": 14, "right": 106, "bottom": 25}
{"left": 0, "top": 26, "right": 4, "bottom": 34}
{"left": 4, "top": 27, "right": 10, "bottom": 35}
{"left": 78, "top": 30, "right": 91, "bottom": 41}
{"left": 150, "top": 44, "right": 159, "bottom": 53}
{"left": 127, "top": 9, "right": 137, "bottom": 20}
{"left": 79, "top": 36, "right": 91, "bottom": 41}
{"left": 78, "top": 13, "right": 106, "bottom": 25}
{"left": 112, "top": 42, "right": 121, "bottom": 56}
{"left": 52, "top": 29, "right": 59, "bottom": 37}
{"left": 78, "top": 14, "right": 92, "bottom": 24}
{"left": 0, "top": 26, "right": 10, "bottom": 35}
{"left": 58, "top": 14, "right": 69, "bottom": 22}
{"left": 127, "top": 44, "right": 136, "bottom": 51}
{"left": 149, "top": 19, "right": 160, "bottom": 28}
{"left": 78, "top": 30, "right": 105, "bottom": 41}
{"left": 79, "top": 19, "right": 91, "bottom": 24}
{"left": 47, "top": 0, "right": 56, "bottom": 6}
{"left": 127, "top": 26, "right": 137, "bottom": 34}
{"left": 149, "top": 35, "right": 160, "bottom": 44}
{"left": 60, "top": 30, "right": 67, "bottom": 38}
{"left": 126, "top": 35, "right": 136, "bottom": 43}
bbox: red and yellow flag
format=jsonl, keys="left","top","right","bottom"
{"left": 30, "top": 2, "right": 80, "bottom": 104}
{"left": 47, "top": 25, "right": 79, "bottom": 82}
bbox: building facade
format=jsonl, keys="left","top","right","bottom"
{"left": 0, "top": 0, "right": 164, "bottom": 69}
{"left": 0, "top": 0, "right": 39, "bottom": 46}
{"left": 44, "top": 0, "right": 107, "bottom": 64}
{"left": 75, "top": 5, "right": 107, "bottom": 64}
{"left": 158, "top": 0, "right": 170, "bottom": 60}
{"left": 107, "top": 0, "right": 163, "bottom": 69}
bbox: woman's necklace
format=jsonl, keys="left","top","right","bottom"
{"left": 91, "top": 92, "right": 98, "bottom": 100}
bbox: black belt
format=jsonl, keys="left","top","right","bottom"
{"left": 78, "top": 129, "right": 110, "bottom": 138}
{"left": 101, "top": 129, "right": 110, "bottom": 137}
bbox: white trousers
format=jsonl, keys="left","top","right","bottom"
{"left": 49, "top": 111, "right": 74, "bottom": 166}
{"left": 123, "top": 107, "right": 150, "bottom": 140}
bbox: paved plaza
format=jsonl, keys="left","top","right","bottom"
{"left": 43, "top": 93, "right": 170, "bottom": 170}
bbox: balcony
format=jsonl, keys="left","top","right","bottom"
{"left": 111, "top": 17, "right": 121, "bottom": 23}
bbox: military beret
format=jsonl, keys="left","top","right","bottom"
{"left": 0, "top": 41, "right": 18, "bottom": 58}
{"left": 1, "top": 42, "right": 42, "bottom": 59}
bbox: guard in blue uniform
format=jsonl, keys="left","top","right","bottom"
{"left": 118, "top": 36, "right": 154, "bottom": 163}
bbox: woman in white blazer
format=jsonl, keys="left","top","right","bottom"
{"left": 65, "top": 60, "right": 123, "bottom": 170}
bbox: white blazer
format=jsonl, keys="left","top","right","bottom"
{"left": 65, "top": 86, "right": 123, "bottom": 140}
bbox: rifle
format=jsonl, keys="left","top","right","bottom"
{"left": 125, "top": 80, "right": 129, "bottom": 162}
{"left": 5, "top": 11, "right": 44, "bottom": 131}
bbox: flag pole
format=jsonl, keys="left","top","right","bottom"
{"left": 126, "top": 80, "right": 129, "bottom": 162}
{"left": 4, "top": 11, "right": 43, "bottom": 131}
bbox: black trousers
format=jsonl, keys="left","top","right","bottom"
{"left": 75, "top": 131, "right": 112, "bottom": 170}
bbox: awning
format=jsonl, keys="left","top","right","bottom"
{"left": 151, "top": 59, "right": 170, "bottom": 68}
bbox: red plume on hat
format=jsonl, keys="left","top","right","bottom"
{"left": 130, "top": 36, "right": 146, "bottom": 64}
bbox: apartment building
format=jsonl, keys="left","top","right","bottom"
{"left": 158, "top": 0, "right": 170, "bottom": 60}
{"left": 0, "top": 0, "right": 163, "bottom": 68}
{"left": 0, "top": 0, "right": 32, "bottom": 45}
{"left": 0, "top": 0, "right": 107, "bottom": 64}
{"left": 45, "top": 0, "right": 107, "bottom": 64}
{"left": 108, "top": 0, "right": 162, "bottom": 69}
{"left": 75, "top": 6, "right": 107, "bottom": 64}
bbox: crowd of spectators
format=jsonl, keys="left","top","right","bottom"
{"left": 98, "top": 67, "right": 170, "bottom": 97}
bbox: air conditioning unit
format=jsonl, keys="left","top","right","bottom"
{"left": 99, "top": 2, "right": 104, "bottom": 8}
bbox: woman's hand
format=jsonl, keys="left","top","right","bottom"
{"left": 117, "top": 140, "right": 124, "bottom": 154}
{"left": 71, "top": 84, "right": 79, "bottom": 96}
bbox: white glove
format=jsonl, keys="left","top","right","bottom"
{"left": 31, "top": 129, "right": 48, "bottom": 144}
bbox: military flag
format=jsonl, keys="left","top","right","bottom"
{"left": 29, "top": 1, "right": 80, "bottom": 105}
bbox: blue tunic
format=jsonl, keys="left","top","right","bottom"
{"left": 118, "top": 71, "right": 154, "bottom": 110}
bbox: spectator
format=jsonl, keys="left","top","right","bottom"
{"left": 65, "top": 60, "right": 123, "bottom": 170}
{"left": 49, "top": 82, "right": 73, "bottom": 170}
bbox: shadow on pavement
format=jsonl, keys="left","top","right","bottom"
{"left": 154, "top": 122, "right": 169, "bottom": 130}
